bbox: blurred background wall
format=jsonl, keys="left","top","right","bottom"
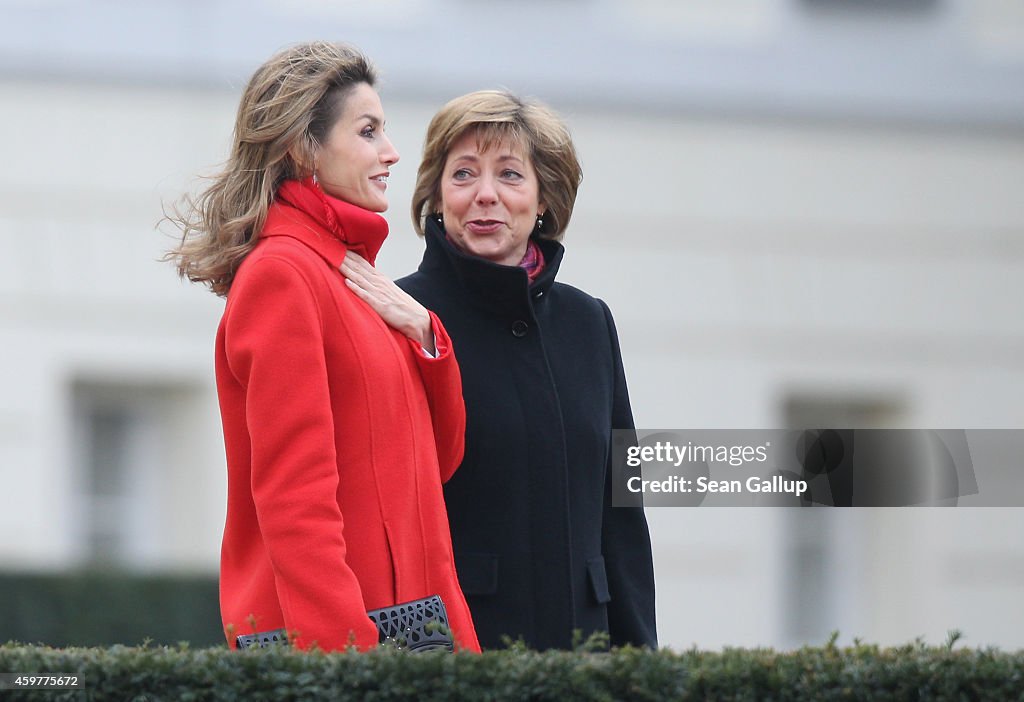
{"left": 1, "top": 0, "right": 1022, "bottom": 650}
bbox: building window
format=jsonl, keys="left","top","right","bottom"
{"left": 800, "top": 0, "right": 939, "bottom": 14}
{"left": 71, "top": 381, "right": 177, "bottom": 568}
{"left": 780, "top": 393, "right": 905, "bottom": 644}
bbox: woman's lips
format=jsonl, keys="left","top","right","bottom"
{"left": 466, "top": 220, "right": 502, "bottom": 235}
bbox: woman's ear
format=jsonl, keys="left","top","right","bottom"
{"left": 288, "top": 140, "right": 316, "bottom": 176}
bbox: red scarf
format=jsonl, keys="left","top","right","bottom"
{"left": 275, "top": 177, "right": 389, "bottom": 265}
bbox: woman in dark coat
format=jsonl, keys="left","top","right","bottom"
{"left": 398, "top": 90, "right": 657, "bottom": 650}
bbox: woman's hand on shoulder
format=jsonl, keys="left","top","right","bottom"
{"left": 340, "top": 251, "right": 435, "bottom": 354}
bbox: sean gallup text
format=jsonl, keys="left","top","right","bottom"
{"left": 626, "top": 474, "right": 808, "bottom": 496}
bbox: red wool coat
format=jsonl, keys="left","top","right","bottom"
{"left": 215, "top": 178, "right": 480, "bottom": 653}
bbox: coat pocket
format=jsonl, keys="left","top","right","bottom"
{"left": 454, "top": 552, "right": 499, "bottom": 596}
{"left": 586, "top": 556, "right": 612, "bottom": 604}
{"left": 382, "top": 520, "right": 402, "bottom": 602}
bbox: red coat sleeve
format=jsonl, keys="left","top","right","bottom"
{"left": 404, "top": 311, "right": 466, "bottom": 483}
{"left": 223, "top": 255, "right": 379, "bottom": 651}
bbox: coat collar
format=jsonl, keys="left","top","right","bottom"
{"left": 417, "top": 216, "right": 565, "bottom": 315}
{"left": 260, "top": 177, "right": 389, "bottom": 268}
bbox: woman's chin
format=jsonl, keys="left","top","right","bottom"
{"left": 452, "top": 236, "right": 517, "bottom": 265}
{"left": 363, "top": 196, "right": 389, "bottom": 212}
{"left": 329, "top": 190, "right": 388, "bottom": 212}
{"left": 466, "top": 243, "right": 504, "bottom": 263}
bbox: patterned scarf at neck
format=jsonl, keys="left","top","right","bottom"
{"left": 520, "top": 239, "right": 546, "bottom": 282}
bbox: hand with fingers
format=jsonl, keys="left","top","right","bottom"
{"left": 340, "top": 250, "right": 436, "bottom": 355}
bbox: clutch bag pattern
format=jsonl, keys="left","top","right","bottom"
{"left": 235, "top": 594, "right": 454, "bottom": 652}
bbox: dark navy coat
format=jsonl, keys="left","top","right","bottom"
{"left": 398, "top": 219, "right": 657, "bottom": 650}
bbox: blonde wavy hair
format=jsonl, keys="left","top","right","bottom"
{"left": 411, "top": 90, "right": 582, "bottom": 240}
{"left": 166, "top": 41, "right": 376, "bottom": 296}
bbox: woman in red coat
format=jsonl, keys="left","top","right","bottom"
{"left": 167, "top": 41, "right": 479, "bottom": 653}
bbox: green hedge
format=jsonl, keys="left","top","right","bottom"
{"left": 0, "top": 571, "right": 221, "bottom": 648}
{"left": 1, "top": 639, "right": 1021, "bottom": 701}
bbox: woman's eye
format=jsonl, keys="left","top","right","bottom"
{"left": 501, "top": 169, "right": 523, "bottom": 180}
{"left": 452, "top": 168, "right": 472, "bottom": 180}
{"left": 361, "top": 126, "right": 375, "bottom": 138}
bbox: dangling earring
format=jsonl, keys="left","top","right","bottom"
{"left": 535, "top": 214, "right": 544, "bottom": 232}
{"left": 312, "top": 171, "right": 320, "bottom": 186}
{"left": 434, "top": 213, "right": 444, "bottom": 225}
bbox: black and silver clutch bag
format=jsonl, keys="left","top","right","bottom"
{"left": 235, "top": 628, "right": 287, "bottom": 649}
{"left": 366, "top": 594, "right": 454, "bottom": 652}
{"left": 236, "top": 594, "right": 454, "bottom": 652}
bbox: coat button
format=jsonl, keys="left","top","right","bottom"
{"left": 511, "top": 320, "right": 529, "bottom": 337}
{"left": 533, "top": 290, "right": 544, "bottom": 299}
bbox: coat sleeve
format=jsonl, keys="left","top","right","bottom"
{"left": 597, "top": 299, "right": 659, "bottom": 648}
{"left": 224, "top": 255, "right": 380, "bottom": 651}
{"left": 403, "top": 310, "right": 466, "bottom": 484}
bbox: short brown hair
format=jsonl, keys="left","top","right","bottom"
{"left": 166, "top": 41, "right": 376, "bottom": 296}
{"left": 411, "top": 90, "right": 582, "bottom": 240}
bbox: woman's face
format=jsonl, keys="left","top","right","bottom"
{"left": 314, "top": 82, "right": 399, "bottom": 212}
{"left": 439, "top": 130, "right": 545, "bottom": 266}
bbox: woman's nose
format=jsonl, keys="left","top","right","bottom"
{"left": 474, "top": 175, "right": 498, "bottom": 204}
{"left": 380, "top": 134, "right": 399, "bottom": 165}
